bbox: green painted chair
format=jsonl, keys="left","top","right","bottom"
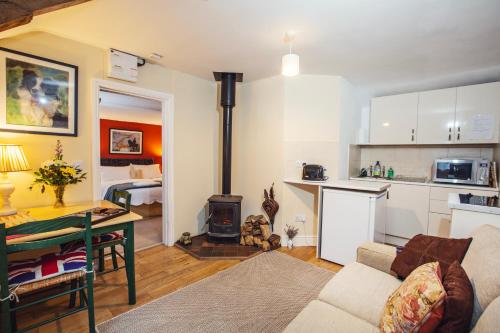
{"left": 0, "top": 213, "right": 95, "bottom": 333}
{"left": 95, "top": 190, "right": 131, "bottom": 274}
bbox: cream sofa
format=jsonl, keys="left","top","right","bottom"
{"left": 285, "top": 225, "right": 500, "bottom": 333}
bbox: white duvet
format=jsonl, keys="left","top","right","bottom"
{"left": 101, "top": 178, "right": 163, "bottom": 206}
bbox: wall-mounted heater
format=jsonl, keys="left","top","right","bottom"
{"left": 107, "top": 48, "right": 145, "bottom": 83}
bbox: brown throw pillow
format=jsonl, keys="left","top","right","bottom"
{"left": 391, "top": 234, "right": 472, "bottom": 279}
{"left": 436, "top": 261, "right": 473, "bottom": 333}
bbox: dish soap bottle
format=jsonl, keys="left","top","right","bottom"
{"left": 373, "top": 161, "right": 381, "bottom": 178}
{"left": 387, "top": 166, "right": 394, "bottom": 179}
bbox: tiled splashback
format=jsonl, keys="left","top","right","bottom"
{"left": 350, "top": 146, "right": 494, "bottom": 179}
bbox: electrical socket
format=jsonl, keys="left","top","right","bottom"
{"left": 295, "top": 214, "right": 306, "bottom": 223}
{"left": 295, "top": 160, "right": 305, "bottom": 167}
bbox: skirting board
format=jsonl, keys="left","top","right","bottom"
{"left": 282, "top": 235, "right": 318, "bottom": 247}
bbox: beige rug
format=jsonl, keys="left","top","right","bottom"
{"left": 97, "top": 251, "right": 334, "bottom": 333}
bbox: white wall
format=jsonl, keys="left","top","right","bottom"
{"left": 235, "top": 74, "right": 361, "bottom": 244}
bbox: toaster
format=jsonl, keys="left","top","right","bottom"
{"left": 302, "top": 164, "right": 328, "bottom": 181}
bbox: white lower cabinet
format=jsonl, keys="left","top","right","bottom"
{"left": 385, "top": 183, "right": 430, "bottom": 239}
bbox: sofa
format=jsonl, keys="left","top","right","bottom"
{"left": 284, "top": 224, "right": 500, "bottom": 333}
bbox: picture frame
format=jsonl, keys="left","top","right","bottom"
{"left": 109, "top": 128, "right": 143, "bottom": 154}
{"left": 0, "top": 47, "right": 78, "bottom": 136}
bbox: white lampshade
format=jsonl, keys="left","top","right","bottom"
{"left": 281, "top": 53, "right": 300, "bottom": 76}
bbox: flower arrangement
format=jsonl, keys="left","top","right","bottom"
{"left": 30, "top": 140, "right": 86, "bottom": 207}
{"left": 284, "top": 224, "right": 299, "bottom": 249}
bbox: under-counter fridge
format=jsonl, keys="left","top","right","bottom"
{"left": 320, "top": 187, "right": 387, "bottom": 265}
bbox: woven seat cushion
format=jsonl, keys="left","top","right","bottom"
{"left": 8, "top": 246, "right": 87, "bottom": 288}
{"left": 16, "top": 270, "right": 86, "bottom": 295}
{"left": 94, "top": 232, "right": 123, "bottom": 244}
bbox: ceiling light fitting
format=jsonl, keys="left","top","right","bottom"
{"left": 281, "top": 31, "right": 299, "bottom": 77}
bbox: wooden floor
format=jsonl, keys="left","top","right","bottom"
{"left": 15, "top": 246, "right": 342, "bottom": 333}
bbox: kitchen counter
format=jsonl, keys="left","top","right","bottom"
{"left": 448, "top": 193, "right": 500, "bottom": 215}
{"left": 284, "top": 179, "right": 390, "bottom": 193}
{"left": 350, "top": 176, "right": 498, "bottom": 192}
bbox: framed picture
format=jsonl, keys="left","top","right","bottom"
{"left": 0, "top": 47, "right": 78, "bottom": 136}
{"left": 109, "top": 129, "right": 143, "bottom": 154}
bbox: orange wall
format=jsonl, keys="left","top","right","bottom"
{"left": 100, "top": 119, "right": 162, "bottom": 167}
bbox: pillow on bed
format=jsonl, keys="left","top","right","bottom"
{"left": 100, "top": 166, "right": 131, "bottom": 182}
{"left": 131, "top": 164, "right": 162, "bottom": 179}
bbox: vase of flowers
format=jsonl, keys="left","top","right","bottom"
{"left": 30, "top": 140, "right": 86, "bottom": 208}
{"left": 284, "top": 224, "right": 299, "bottom": 249}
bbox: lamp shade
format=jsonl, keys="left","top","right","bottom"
{"left": 281, "top": 53, "right": 300, "bottom": 76}
{"left": 0, "top": 144, "right": 30, "bottom": 172}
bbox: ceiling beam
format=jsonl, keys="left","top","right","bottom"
{"left": 0, "top": 0, "right": 91, "bottom": 32}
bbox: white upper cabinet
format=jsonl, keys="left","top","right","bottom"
{"left": 455, "top": 82, "right": 500, "bottom": 144}
{"left": 417, "top": 88, "right": 457, "bottom": 144}
{"left": 370, "top": 93, "right": 418, "bottom": 144}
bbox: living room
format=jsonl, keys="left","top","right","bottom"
{"left": 0, "top": 1, "right": 499, "bottom": 332}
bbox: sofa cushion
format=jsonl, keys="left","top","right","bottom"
{"left": 284, "top": 300, "right": 378, "bottom": 333}
{"left": 436, "top": 261, "right": 473, "bottom": 333}
{"left": 380, "top": 262, "right": 446, "bottom": 333}
{"left": 318, "top": 262, "right": 401, "bottom": 326}
{"left": 471, "top": 296, "right": 500, "bottom": 333}
{"left": 461, "top": 225, "right": 500, "bottom": 328}
{"left": 391, "top": 234, "right": 472, "bottom": 279}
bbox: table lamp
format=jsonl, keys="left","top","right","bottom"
{"left": 0, "top": 144, "right": 30, "bottom": 216}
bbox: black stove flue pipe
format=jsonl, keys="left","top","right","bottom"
{"left": 214, "top": 72, "right": 243, "bottom": 195}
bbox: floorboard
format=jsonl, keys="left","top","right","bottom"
{"left": 15, "top": 245, "right": 342, "bottom": 332}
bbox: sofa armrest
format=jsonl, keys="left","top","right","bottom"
{"left": 356, "top": 242, "right": 397, "bottom": 275}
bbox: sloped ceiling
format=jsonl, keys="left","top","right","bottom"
{"left": 2, "top": 0, "right": 500, "bottom": 96}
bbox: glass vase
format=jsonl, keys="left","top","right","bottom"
{"left": 52, "top": 185, "right": 66, "bottom": 208}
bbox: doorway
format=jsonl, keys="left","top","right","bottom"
{"left": 91, "top": 79, "right": 174, "bottom": 247}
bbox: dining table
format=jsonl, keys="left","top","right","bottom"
{"left": 1, "top": 200, "right": 143, "bottom": 305}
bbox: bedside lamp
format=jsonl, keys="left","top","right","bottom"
{"left": 0, "top": 144, "right": 30, "bottom": 216}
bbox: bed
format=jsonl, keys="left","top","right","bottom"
{"left": 100, "top": 158, "right": 163, "bottom": 206}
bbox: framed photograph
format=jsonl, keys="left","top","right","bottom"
{"left": 0, "top": 47, "right": 78, "bottom": 136}
{"left": 109, "top": 129, "right": 143, "bottom": 154}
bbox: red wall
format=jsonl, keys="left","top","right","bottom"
{"left": 100, "top": 119, "right": 162, "bottom": 167}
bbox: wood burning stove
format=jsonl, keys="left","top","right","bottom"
{"left": 207, "top": 72, "right": 243, "bottom": 241}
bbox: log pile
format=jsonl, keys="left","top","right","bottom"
{"left": 240, "top": 215, "right": 281, "bottom": 251}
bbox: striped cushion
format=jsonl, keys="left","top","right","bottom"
{"left": 8, "top": 246, "right": 87, "bottom": 287}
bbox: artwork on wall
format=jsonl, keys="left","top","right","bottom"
{"left": 109, "top": 128, "right": 143, "bottom": 154}
{"left": 0, "top": 47, "right": 78, "bottom": 136}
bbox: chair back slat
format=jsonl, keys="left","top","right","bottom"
{"left": 112, "top": 190, "right": 131, "bottom": 211}
{"left": 5, "top": 215, "right": 89, "bottom": 236}
{"left": 6, "top": 231, "right": 85, "bottom": 253}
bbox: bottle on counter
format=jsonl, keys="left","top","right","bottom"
{"left": 369, "top": 165, "right": 373, "bottom": 177}
{"left": 382, "top": 165, "right": 386, "bottom": 178}
{"left": 387, "top": 166, "right": 394, "bottom": 179}
{"left": 373, "top": 161, "right": 381, "bottom": 178}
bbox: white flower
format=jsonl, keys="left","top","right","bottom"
{"left": 42, "top": 160, "right": 55, "bottom": 168}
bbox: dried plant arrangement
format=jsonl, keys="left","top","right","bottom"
{"left": 284, "top": 224, "right": 299, "bottom": 240}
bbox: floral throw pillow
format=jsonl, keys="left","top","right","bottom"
{"left": 381, "top": 262, "right": 446, "bottom": 333}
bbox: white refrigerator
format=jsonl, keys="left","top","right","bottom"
{"left": 320, "top": 188, "right": 387, "bottom": 265}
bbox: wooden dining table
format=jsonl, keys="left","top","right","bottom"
{"left": 1, "top": 200, "right": 143, "bottom": 305}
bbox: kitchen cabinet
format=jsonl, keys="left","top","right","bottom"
{"left": 384, "top": 183, "right": 430, "bottom": 239}
{"left": 455, "top": 82, "right": 500, "bottom": 144}
{"left": 370, "top": 93, "right": 418, "bottom": 144}
{"left": 417, "top": 88, "right": 457, "bottom": 144}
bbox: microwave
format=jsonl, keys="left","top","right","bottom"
{"left": 433, "top": 158, "right": 491, "bottom": 186}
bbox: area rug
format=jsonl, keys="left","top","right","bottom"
{"left": 97, "top": 251, "right": 335, "bottom": 333}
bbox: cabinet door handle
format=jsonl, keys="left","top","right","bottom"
{"left": 386, "top": 191, "right": 390, "bottom": 199}
{"left": 448, "top": 134, "right": 451, "bottom": 141}
{"left": 448, "top": 127, "right": 452, "bottom": 133}
{"left": 457, "top": 133, "right": 461, "bottom": 141}
{"left": 458, "top": 126, "right": 461, "bottom": 132}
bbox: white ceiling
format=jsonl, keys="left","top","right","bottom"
{"left": 3, "top": 0, "right": 500, "bottom": 96}
{"left": 99, "top": 91, "right": 161, "bottom": 111}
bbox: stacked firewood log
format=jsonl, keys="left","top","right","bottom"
{"left": 240, "top": 215, "right": 281, "bottom": 251}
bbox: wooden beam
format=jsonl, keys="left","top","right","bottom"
{"left": 0, "top": 0, "right": 91, "bottom": 32}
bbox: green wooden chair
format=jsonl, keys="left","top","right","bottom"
{"left": 0, "top": 213, "right": 95, "bottom": 333}
{"left": 95, "top": 190, "right": 131, "bottom": 274}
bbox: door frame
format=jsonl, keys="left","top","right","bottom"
{"left": 91, "top": 79, "right": 175, "bottom": 246}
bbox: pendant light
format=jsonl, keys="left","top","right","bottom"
{"left": 281, "top": 31, "right": 299, "bottom": 77}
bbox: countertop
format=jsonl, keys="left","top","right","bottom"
{"left": 448, "top": 193, "right": 500, "bottom": 215}
{"left": 350, "top": 176, "right": 499, "bottom": 192}
{"left": 284, "top": 179, "right": 390, "bottom": 193}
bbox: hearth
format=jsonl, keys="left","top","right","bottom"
{"left": 207, "top": 72, "right": 243, "bottom": 241}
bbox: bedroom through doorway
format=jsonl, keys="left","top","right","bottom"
{"left": 98, "top": 89, "right": 164, "bottom": 250}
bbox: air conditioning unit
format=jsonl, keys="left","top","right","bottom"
{"left": 107, "top": 49, "right": 139, "bottom": 82}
